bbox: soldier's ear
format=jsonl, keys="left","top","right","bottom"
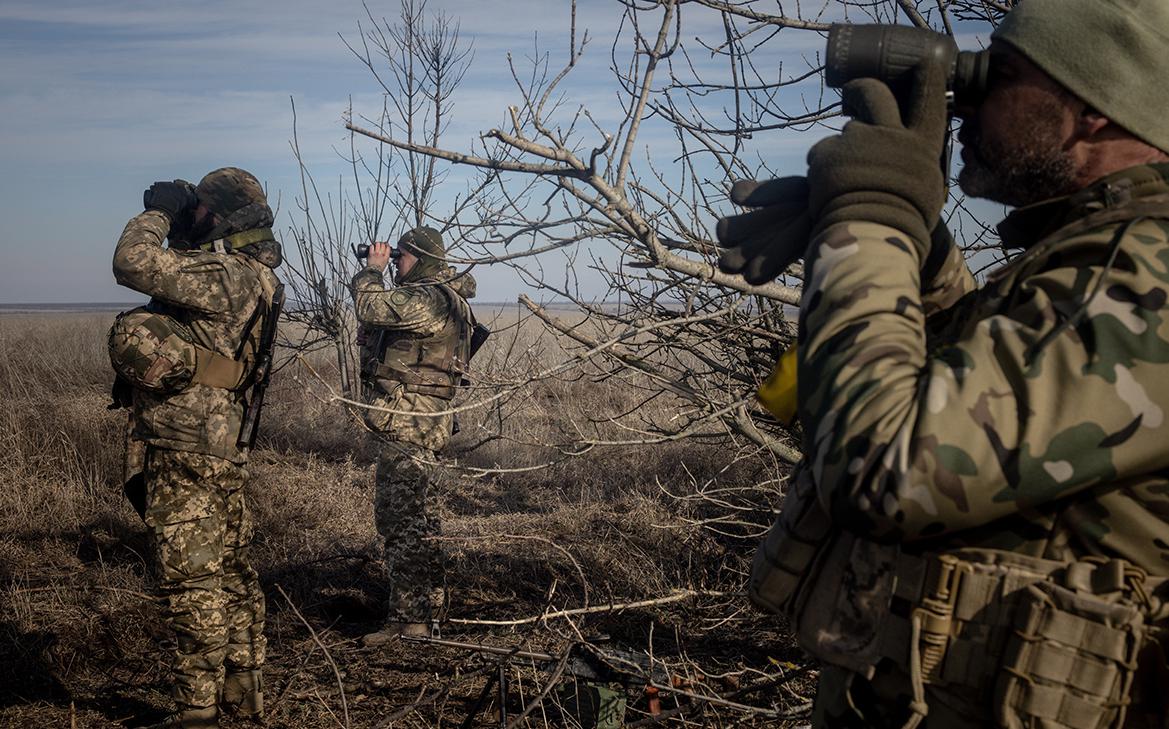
{"left": 1073, "top": 104, "right": 1109, "bottom": 142}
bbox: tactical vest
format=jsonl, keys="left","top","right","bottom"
{"left": 750, "top": 193, "right": 1169, "bottom": 729}
{"left": 363, "top": 283, "right": 473, "bottom": 400}
{"left": 752, "top": 472, "right": 1169, "bottom": 729}
{"left": 108, "top": 253, "right": 278, "bottom": 395}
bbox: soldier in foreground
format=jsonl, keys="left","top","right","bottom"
{"left": 722, "top": 0, "right": 1169, "bottom": 726}
{"left": 351, "top": 227, "right": 477, "bottom": 644}
{"left": 109, "top": 168, "right": 283, "bottom": 728}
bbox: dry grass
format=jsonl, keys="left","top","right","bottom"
{"left": 0, "top": 312, "right": 810, "bottom": 728}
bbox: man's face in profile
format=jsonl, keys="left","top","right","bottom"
{"left": 956, "top": 43, "right": 1081, "bottom": 207}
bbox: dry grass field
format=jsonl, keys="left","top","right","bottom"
{"left": 0, "top": 311, "right": 811, "bottom": 728}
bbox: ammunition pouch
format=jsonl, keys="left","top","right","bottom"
{"left": 996, "top": 572, "right": 1152, "bottom": 729}
{"left": 749, "top": 464, "right": 835, "bottom": 616}
{"left": 108, "top": 307, "right": 252, "bottom": 394}
{"left": 364, "top": 360, "right": 460, "bottom": 400}
{"left": 778, "top": 531, "right": 1167, "bottom": 729}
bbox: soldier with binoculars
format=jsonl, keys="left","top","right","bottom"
{"left": 722, "top": 1, "right": 1169, "bottom": 727}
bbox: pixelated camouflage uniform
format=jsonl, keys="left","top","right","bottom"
{"left": 353, "top": 262, "right": 476, "bottom": 624}
{"left": 113, "top": 205, "right": 280, "bottom": 711}
{"left": 752, "top": 165, "right": 1169, "bottom": 728}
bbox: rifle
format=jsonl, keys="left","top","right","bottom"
{"left": 403, "top": 635, "right": 673, "bottom": 729}
{"left": 238, "top": 283, "right": 285, "bottom": 449}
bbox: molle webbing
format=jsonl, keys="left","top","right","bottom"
{"left": 877, "top": 550, "right": 1165, "bottom": 729}
{"left": 368, "top": 360, "right": 460, "bottom": 399}
{"left": 191, "top": 257, "right": 277, "bottom": 391}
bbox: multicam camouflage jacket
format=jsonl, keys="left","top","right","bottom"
{"left": 352, "top": 265, "right": 476, "bottom": 452}
{"left": 794, "top": 162, "right": 1169, "bottom": 570}
{"left": 112, "top": 210, "right": 281, "bottom": 464}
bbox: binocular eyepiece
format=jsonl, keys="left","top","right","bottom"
{"left": 353, "top": 243, "right": 403, "bottom": 261}
{"left": 826, "top": 24, "right": 990, "bottom": 109}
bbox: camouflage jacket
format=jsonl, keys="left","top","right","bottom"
{"left": 352, "top": 265, "right": 476, "bottom": 452}
{"left": 795, "top": 162, "right": 1169, "bottom": 571}
{"left": 113, "top": 210, "right": 281, "bottom": 464}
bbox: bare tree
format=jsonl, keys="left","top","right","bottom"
{"left": 279, "top": 0, "right": 1016, "bottom": 577}
{"left": 263, "top": 2, "right": 1019, "bottom": 724}
{"left": 339, "top": 0, "right": 1010, "bottom": 500}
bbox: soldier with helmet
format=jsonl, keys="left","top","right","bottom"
{"left": 724, "top": 0, "right": 1169, "bottom": 726}
{"left": 109, "top": 167, "right": 283, "bottom": 728}
{"left": 351, "top": 226, "right": 478, "bottom": 645}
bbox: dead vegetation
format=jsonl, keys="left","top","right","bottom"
{"left": 0, "top": 311, "right": 810, "bottom": 728}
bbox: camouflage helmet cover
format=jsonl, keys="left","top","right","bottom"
{"left": 397, "top": 226, "right": 445, "bottom": 260}
{"left": 196, "top": 167, "right": 268, "bottom": 217}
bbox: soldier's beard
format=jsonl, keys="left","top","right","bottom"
{"left": 957, "top": 114, "right": 1079, "bottom": 208}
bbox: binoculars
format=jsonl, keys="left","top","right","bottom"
{"left": 826, "top": 24, "right": 990, "bottom": 109}
{"left": 354, "top": 243, "right": 403, "bottom": 261}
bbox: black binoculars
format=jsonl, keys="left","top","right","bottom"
{"left": 354, "top": 243, "right": 403, "bottom": 261}
{"left": 826, "top": 24, "right": 990, "bottom": 109}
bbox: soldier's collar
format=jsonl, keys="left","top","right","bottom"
{"left": 998, "top": 163, "right": 1169, "bottom": 250}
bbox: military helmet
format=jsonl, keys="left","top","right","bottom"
{"left": 992, "top": 0, "right": 1169, "bottom": 152}
{"left": 196, "top": 167, "right": 268, "bottom": 218}
{"left": 397, "top": 226, "right": 445, "bottom": 260}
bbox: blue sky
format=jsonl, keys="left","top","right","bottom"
{"left": 0, "top": 0, "right": 642, "bottom": 303}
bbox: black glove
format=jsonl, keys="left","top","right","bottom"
{"left": 806, "top": 63, "right": 948, "bottom": 253}
{"left": 143, "top": 179, "right": 198, "bottom": 223}
{"left": 716, "top": 177, "right": 811, "bottom": 285}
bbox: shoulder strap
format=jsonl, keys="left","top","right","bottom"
{"left": 190, "top": 257, "right": 277, "bottom": 390}
{"left": 435, "top": 282, "right": 474, "bottom": 360}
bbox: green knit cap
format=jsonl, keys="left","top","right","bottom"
{"left": 993, "top": 0, "right": 1169, "bottom": 152}
{"left": 398, "top": 226, "right": 445, "bottom": 258}
{"left": 397, "top": 226, "right": 447, "bottom": 282}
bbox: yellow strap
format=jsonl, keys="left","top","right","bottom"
{"left": 756, "top": 345, "right": 799, "bottom": 425}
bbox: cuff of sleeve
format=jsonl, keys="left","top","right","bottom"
{"left": 353, "top": 266, "right": 385, "bottom": 287}
{"left": 810, "top": 195, "right": 932, "bottom": 262}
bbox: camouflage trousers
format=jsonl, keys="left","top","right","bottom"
{"left": 373, "top": 440, "right": 443, "bottom": 623}
{"left": 144, "top": 447, "right": 266, "bottom": 709}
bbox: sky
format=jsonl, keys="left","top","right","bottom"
{"left": 0, "top": 0, "right": 584, "bottom": 302}
{"left": 0, "top": 0, "right": 995, "bottom": 304}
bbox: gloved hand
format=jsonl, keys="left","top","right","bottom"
{"left": 806, "top": 63, "right": 948, "bottom": 254}
{"left": 716, "top": 177, "right": 811, "bottom": 285}
{"left": 143, "top": 179, "right": 198, "bottom": 223}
